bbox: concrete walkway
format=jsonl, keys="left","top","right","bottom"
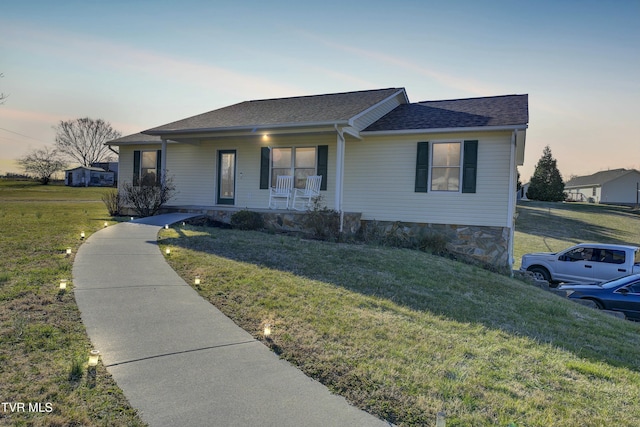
{"left": 73, "top": 213, "right": 389, "bottom": 427}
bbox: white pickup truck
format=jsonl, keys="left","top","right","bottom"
{"left": 520, "top": 243, "right": 640, "bottom": 284}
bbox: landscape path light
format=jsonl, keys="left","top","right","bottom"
{"left": 164, "top": 224, "right": 169, "bottom": 229}
{"left": 165, "top": 248, "right": 171, "bottom": 256}
{"left": 80, "top": 231, "right": 85, "bottom": 239}
{"left": 66, "top": 247, "right": 72, "bottom": 256}
{"left": 59, "top": 279, "right": 67, "bottom": 290}
{"left": 104, "top": 222, "right": 108, "bottom": 228}
{"left": 88, "top": 350, "right": 100, "bottom": 367}
{"left": 194, "top": 276, "right": 201, "bottom": 285}
{"left": 263, "top": 323, "right": 272, "bottom": 339}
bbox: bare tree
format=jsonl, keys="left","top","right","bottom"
{"left": 17, "top": 147, "right": 67, "bottom": 185}
{"left": 54, "top": 118, "right": 121, "bottom": 166}
{"left": 0, "top": 73, "right": 7, "bottom": 104}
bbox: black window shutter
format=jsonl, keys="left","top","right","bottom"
{"left": 259, "top": 147, "right": 270, "bottom": 189}
{"left": 415, "top": 141, "right": 429, "bottom": 192}
{"left": 317, "top": 145, "right": 328, "bottom": 191}
{"left": 156, "top": 149, "right": 162, "bottom": 185}
{"left": 133, "top": 150, "right": 141, "bottom": 186}
{"left": 462, "top": 140, "right": 478, "bottom": 193}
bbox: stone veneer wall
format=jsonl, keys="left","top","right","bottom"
{"left": 156, "top": 206, "right": 510, "bottom": 271}
{"left": 360, "top": 220, "right": 511, "bottom": 272}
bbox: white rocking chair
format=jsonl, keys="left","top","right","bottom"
{"left": 268, "top": 175, "right": 293, "bottom": 209}
{"left": 292, "top": 175, "right": 322, "bottom": 210}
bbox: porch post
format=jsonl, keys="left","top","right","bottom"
{"left": 161, "top": 138, "right": 168, "bottom": 186}
{"left": 335, "top": 127, "right": 345, "bottom": 232}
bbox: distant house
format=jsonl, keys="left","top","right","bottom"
{"left": 107, "top": 88, "right": 528, "bottom": 270}
{"left": 91, "top": 161, "right": 119, "bottom": 184}
{"left": 565, "top": 169, "right": 640, "bottom": 206}
{"left": 65, "top": 166, "right": 115, "bottom": 187}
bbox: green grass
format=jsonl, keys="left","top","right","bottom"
{"left": 0, "top": 180, "right": 145, "bottom": 427}
{"left": 160, "top": 217, "right": 640, "bottom": 426}
{"left": 3, "top": 180, "right": 640, "bottom": 426}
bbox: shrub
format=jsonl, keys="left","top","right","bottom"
{"left": 231, "top": 210, "right": 264, "bottom": 230}
{"left": 101, "top": 189, "right": 122, "bottom": 216}
{"left": 120, "top": 175, "right": 177, "bottom": 217}
{"left": 302, "top": 197, "right": 341, "bottom": 241}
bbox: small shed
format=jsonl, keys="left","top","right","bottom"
{"left": 65, "top": 166, "right": 115, "bottom": 187}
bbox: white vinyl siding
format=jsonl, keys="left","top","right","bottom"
{"left": 119, "top": 135, "right": 337, "bottom": 209}
{"left": 343, "top": 131, "right": 514, "bottom": 227}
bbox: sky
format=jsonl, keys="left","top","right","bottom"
{"left": 1, "top": 0, "right": 639, "bottom": 181}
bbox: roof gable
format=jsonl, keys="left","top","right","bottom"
{"left": 565, "top": 168, "right": 640, "bottom": 188}
{"left": 144, "top": 88, "right": 406, "bottom": 135}
{"left": 364, "top": 94, "right": 528, "bottom": 132}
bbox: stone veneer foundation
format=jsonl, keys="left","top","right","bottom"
{"left": 360, "top": 220, "right": 511, "bottom": 272}
{"left": 151, "top": 206, "right": 510, "bottom": 271}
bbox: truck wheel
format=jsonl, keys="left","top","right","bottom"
{"left": 527, "top": 266, "right": 551, "bottom": 282}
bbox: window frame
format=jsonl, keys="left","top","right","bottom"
{"left": 133, "top": 149, "right": 161, "bottom": 186}
{"left": 430, "top": 141, "right": 463, "bottom": 193}
{"left": 270, "top": 146, "right": 317, "bottom": 189}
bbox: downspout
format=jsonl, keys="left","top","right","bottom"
{"left": 507, "top": 130, "right": 517, "bottom": 276}
{"left": 334, "top": 124, "right": 345, "bottom": 232}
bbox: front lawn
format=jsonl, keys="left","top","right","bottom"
{"left": 160, "top": 223, "right": 640, "bottom": 426}
{"left": 0, "top": 180, "right": 145, "bottom": 426}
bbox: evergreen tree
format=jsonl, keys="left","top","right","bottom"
{"left": 526, "top": 145, "right": 565, "bottom": 201}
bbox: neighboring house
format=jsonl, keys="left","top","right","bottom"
{"left": 91, "top": 161, "right": 119, "bottom": 184}
{"left": 565, "top": 169, "right": 640, "bottom": 206}
{"left": 108, "top": 88, "right": 528, "bottom": 270}
{"left": 517, "top": 182, "right": 530, "bottom": 201}
{"left": 65, "top": 166, "right": 115, "bottom": 187}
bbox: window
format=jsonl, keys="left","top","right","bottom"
{"left": 431, "top": 142, "right": 461, "bottom": 191}
{"left": 593, "top": 249, "right": 625, "bottom": 264}
{"left": 271, "top": 147, "right": 317, "bottom": 189}
{"left": 260, "top": 145, "right": 327, "bottom": 191}
{"left": 415, "top": 141, "right": 477, "bottom": 193}
{"left": 133, "top": 150, "right": 160, "bottom": 186}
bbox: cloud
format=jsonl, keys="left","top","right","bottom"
{"left": 1, "top": 22, "right": 305, "bottom": 101}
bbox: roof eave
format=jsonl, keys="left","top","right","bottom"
{"left": 144, "top": 120, "right": 350, "bottom": 137}
{"left": 361, "top": 124, "right": 528, "bottom": 136}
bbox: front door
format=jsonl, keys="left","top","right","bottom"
{"left": 217, "top": 150, "right": 236, "bottom": 205}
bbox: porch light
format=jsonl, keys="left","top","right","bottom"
{"left": 194, "top": 276, "right": 201, "bottom": 285}
{"left": 262, "top": 134, "right": 270, "bottom": 142}
{"left": 88, "top": 350, "right": 100, "bottom": 367}
{"left": 80, "top": 231, "right": 85, "bottom": 239}
{"left": 436, "top": 411, "right": 446, "bottom": 427}
{"left": 165, "top": 248, "right": 171, "bottom": 256}
{"left": 263, "top": 323, "right": 272, "bottom": 339}
{"left": 59, "top": 279, "right": 67, "bottom": 290}
{"left": 66, "top": 247, "right": 72, "bottom": 256}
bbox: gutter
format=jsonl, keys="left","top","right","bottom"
{"left": 144, "top": 120, "right": 350, "bottom": 137}
{"left": 361, "top": 124, "right": 528, "bottom": 136}
{"left": 108, "top": 145, "right": 119, "bottom": 156}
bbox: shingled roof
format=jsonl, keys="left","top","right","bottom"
{"left": 565, "top": 169, "right": 640, "bottom": 188}
{"left": 364, "top": 94, "right": 528, "bottom": 132}
{"left": 107, "top": 132, "right": 163, "bottom": 145}
{"left": 144, "top": 88, "right": 406, "bottom": 135}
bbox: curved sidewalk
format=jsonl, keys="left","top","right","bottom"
{"left": 73, "top": 213, "right": 389, "bottom": 427}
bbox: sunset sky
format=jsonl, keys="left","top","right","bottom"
{"left": 1, "top": 0, "right": 638, "bottom": 181}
